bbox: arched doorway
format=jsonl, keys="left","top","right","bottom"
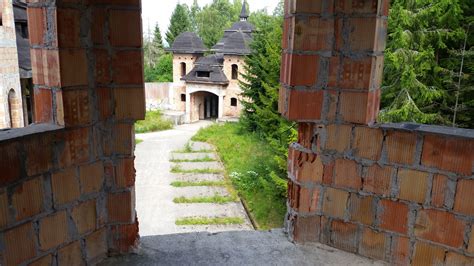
{"left": 7, "top": 89, "right": 17, "bottom": 128}
{"left": 190, "top": 91, "right": 219, "bottom": 122}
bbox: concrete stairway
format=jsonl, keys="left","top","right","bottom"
{"left": 168, "top": 141, "right": 253, "bottom": 233}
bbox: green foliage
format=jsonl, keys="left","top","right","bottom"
{"left": 241, "top": 2, "right": 296, "bottom": 174}
{"left": 166, "top": 4, "right": 191, "bottom": 46}
{"left": 144, "top": 53, "right": 173, "bottom": 82}
{"left": 170, "top": 165, "right": 222, "bottom": 174}
{"left": 195, "top": 0, "right": 243, "bottom": 48}
{"left": 173, "top": 194, "right": 237, "bottom": 204}
{"left": 170, "top": 181, "right": 226, "bottom": 187}
{"left": 135, "top": 110, "right": 173, "bottom": 133}
{"left": 381, "top": 0, "right": 473, "bottom": 128}
{"left": 169, "top": 156, "right": 216, "bottom": 163}
{"left": 175, "top": 216, "right": 244, "bottom": 225}
{"left": 192, "top": 123, "right": 287, "bottom": 229}
{"left": 189, "top": 0, "right": 201, "bottom": 33}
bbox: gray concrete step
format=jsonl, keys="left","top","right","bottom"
{"left": 172, "top": 173, "right": 225, "bottom": 182}
{"left": 189, "top": 141, "right": 214, "bottom": 151}
{"left": 173, "top": 161, "right": 224, "bottom": 171}
{"left": 171, "top": 186, "right": 230, "bottom": 198}
{"left": 170, "top": 152, "right": 218, "bottom": 161}
{"left": 173, "top": 202, "right": 250, "bottom": 220}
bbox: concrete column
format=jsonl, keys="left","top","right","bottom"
{"left": 218, "top": 95, "right": 224, "bottom": 119}
{"left": 185, "top": 92, "right": 191, "bottom": 123}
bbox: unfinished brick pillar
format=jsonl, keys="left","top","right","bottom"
{"left": 281, "top": 0, "right": 474, "bottom": 265}
{"left": 0, "top": 0, "right": 144, "bottom": 265}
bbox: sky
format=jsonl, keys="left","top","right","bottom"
{"left": 142, "top": 0, "right": 279, "bottom": 39}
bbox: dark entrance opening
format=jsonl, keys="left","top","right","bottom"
{"left": 203, "top": 93, "right": 218, "bottom": 119}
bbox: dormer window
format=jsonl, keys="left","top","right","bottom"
{"left": 196, "top": 71, "right": 210, "bottom": 78}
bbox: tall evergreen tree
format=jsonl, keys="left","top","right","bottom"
{"left": 153, "top": 24, "right": 164, "bottom": 50}
{"left": 165, "top": 4, "right": 191, "bottom": 46}
{"left": 189, "top": 0, "right": 201, "bottom": 33}
{"left": 241, "top": 2, "right": 296, "bottom": 173}
{"left": 380, "top": 0, "right": 466, "bottom": 124}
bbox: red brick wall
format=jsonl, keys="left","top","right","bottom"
{"left": 0, "top": 0, "right": 144, "bottom": 265}
{"left": 281, "top": 0, "right": 474, "bottom": 265}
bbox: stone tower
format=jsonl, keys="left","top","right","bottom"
{"left": 0, "top": 0, "right": 24, "bottom": 129}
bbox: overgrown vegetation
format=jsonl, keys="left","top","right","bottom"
{"left": 173, "top": 194, "right": 237, "bottom": 204}
{"left": 170, "top": 165, "right": 222, "bottom": 174}
{"left": 170, "top": 181, "right": 225, "bottom": 187}
{"left": 172, "top": 142, "right": 213, "bottom": 153}
{"left": 169, "top": 156, "right": 216, "bottom": 163}
{"left": 135, "top": 110, "right": 173, "bottom": 133}
{"left": 175, "top": 216, "right": 244, "bottom": 225}
{"left": 381, "top": 0, "right": 473, "bottom": 128}
{"left": 136, "top": 139, "right": 143, "bottom": 145}
{"left": 241, "top": 2, "right": 296, "bottom": 175}
{"left": 192, "top": 123, "right": 287, "bottom": 229}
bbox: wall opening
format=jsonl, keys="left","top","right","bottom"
{"left": 231, "top": 97, "right": 237, "bottom": 107}
{"left": 181, "top": 93, "right": 186, "bottom": 102}
{"left": 180, "top": 62, "right": 186, "bottom": 77}
{"left": 7, "top": 89, "right": 16, "bottom": 128}
{"left": 232, "top": 64, "right": 238, "bottom": 80}
{"left": 196, "top": 71, "right": 210, "bottom": 78}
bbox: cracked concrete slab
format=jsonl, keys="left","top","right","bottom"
{"left": 172, "top": 173, "right": 224, "bottom": 182}
{"left": 170, "top": 152, "right": 218, "bottom": 161}
{"left": 100, "top": 229, "right": 386, "bottom": 266}
{"left": 189, "top": 141, "right": 215, "bottom": 151}
{"left": 173, "top": 161, "right": 224, "bottom": 171}
{"left": 171, "top": 186, "right": 230, "bottom": 198}
{"left": 173, "top": 202, "right": 251, "bottom": 220}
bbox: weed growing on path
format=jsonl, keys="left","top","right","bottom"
{"left": 175, "top": 217, "right": 244, "bottom": 225}
{"left": 170, "top": 165, "right": 222, "bottom": 174}
{"left": 170, "top": 181, "right": 226, "bottom": 187}
{"left": 173, "top": 194, "right": 237, "bottom": 204}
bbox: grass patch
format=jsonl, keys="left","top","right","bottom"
{"left": 136, "top": 139, "right": 143, "bottom": 144}
{"left": 175, "top": 217, "right": 244, "bottom": 226}
{"left": 135, "top": 110, "right": 173, "bottom": 133}
{"left": 169, "top": 156, "right": 216, "bottom": 163}
{"left": 170, "top": 181, "right": 226, "bottom": 187}
{"left": 173, "top": 194, "right": 237, "bottom": 204}
{"left": 170, "top": 165, "right": 222, "bottom": 174}
{"left": 192, "top": 123, "right": 287, "bottom": 229}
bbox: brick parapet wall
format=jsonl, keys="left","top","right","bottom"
{"left": 281, "top": 1, "right": 474, "bottom": 265}
{"left": 0, "top": 0, "right": 144, "bottom": 265}
{"left": 286, "top": 123, "right": 474, "bottom": 264}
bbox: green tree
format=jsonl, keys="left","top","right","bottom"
{"left": 144, "top": 53, "right": 173, "bottom": 82}
{"left": 166, "top": 4, "right": 191, "bottom": 46}
{"left": 153, "top": 24, "right": 164, "bottom": 51}
{"left": 196, "top": 0, "right": 242, "bottom": 48}
{"left": 189, "top": 0, "right": 201, "bottom": 33}
{"left": 241, "top": 2, "right": 296, "bottom": 173}
{"left": 380, "top": 0, "right": 466, "bottom": 125}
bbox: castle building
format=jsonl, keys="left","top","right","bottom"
{"left": 0, "top": 0, "right": 32, "bottom": 129}
{"left": 168, "top": 2, "right": 254, "bottom": 123}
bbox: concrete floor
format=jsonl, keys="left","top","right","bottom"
{"left": 115, "top": 121, "right": 385, "bottom": 265}
{"left": 101, "top": 229, "right": 385, "bottom": 266}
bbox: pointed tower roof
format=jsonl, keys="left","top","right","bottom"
{"left": 240, "top": 1, "right": 249, "bottom": 21}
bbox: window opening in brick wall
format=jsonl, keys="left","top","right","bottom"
{"left": 232, "top": 64, "right": 238, "bottom": 79}
{"left": 231, "top": 97, "right": 237, "bottom": 107}
{"left": 180, "top": 62, "right": 186, "bottom": 77}
{"left": 181, "top": 94, "right": 186, "bottom": 102}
